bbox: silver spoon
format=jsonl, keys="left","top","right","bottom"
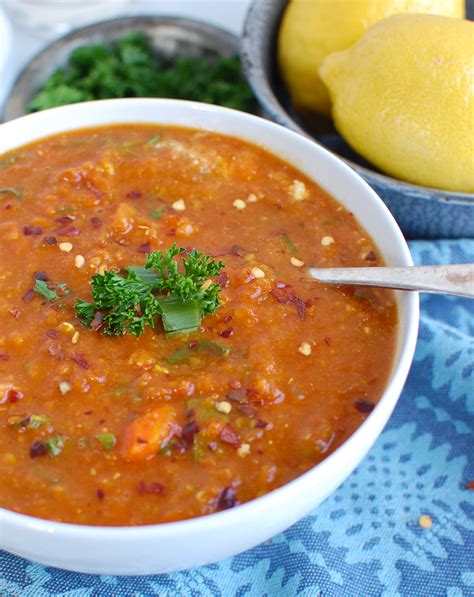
{"left": 309, "top": 264, "right": 474, "bottom": 299}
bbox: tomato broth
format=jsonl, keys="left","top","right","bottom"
{"left": 0, "top": 125, "right": 397, "bottom": 525}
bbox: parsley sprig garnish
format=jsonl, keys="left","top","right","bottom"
{"left": 75, "top": 244, "right": 224, "bottom": 337}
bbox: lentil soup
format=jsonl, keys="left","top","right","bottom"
{"left": 0, "top": 125, "right": 397, "bottom": 525}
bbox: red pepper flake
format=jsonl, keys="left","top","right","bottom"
{"left": 46, "top": 330, "right": 60, "bottom": 339}
{"left": 223, "top": 315, "right": 232, "bottom": 324}
{"left": 55, "top": 215, "right": 75, "bottom": 224}
{"left": 219, "top": 327, "right": 234, "bottom": 338}
{"left": 270, "top": 289, "right": 307, "bottom": 320}
{"left": 33, "top": 271, "right": 48, "bottom": 281}
{"left": 216, "top": 486, "right": 239, "bottom": 510}
{"left": 23, "top": 225, "right": 42, "bottom": 236}
{"left": 0, "top": 388, "right": 23, "bottom": 404}
{"left": 226, "top": 388, "right": 247, "bottom": 403}
{"left": 30, "top": 440, "right": 47, "bottom": 458}
{"left": 181, "top": 421, "right": 200, "bottom": 448}
{"left": 365, "top": 250, "right": 377, "bottom": 261}
{"left": 289, "top": 294, "right": 307, "bottom": 320}
{"left": 9, "top": 308, "right": 22, "bottom": 319}
{"left": 0, "top": 353, "right": 9, "bottom": 361}
{"left": 227, "top": 379, "right": 242, "bottom": 390}
{"left": 56, "top": 225, "right": 80, "bottom": 236}
{"left": 96, "top": 488, "right": 105, "bottom": 501}
{"left": 71, "top": 352, "right": 90, "bottom": 370}
{"left": 230, "top": 244, "right": 247, "bottom": 257}
{"left": 165, "top": 229, "right": 176, "bottom": 236}
{"left": 269, "top": 289, "right": 289, "bottom": 303}
{"left": 255, "top": 418, "right": 268, "bottom": 429}
{"left": 83, "top": 410, "right": 93, "bottom": 415}
{"left": 355, "top": 399, "right": 375, "bottom": 413}
{"left": 137, "top": 241, "right": 151, "bottom": 254}
{"left": 126, "top": 190, "right": 143, "bottom": 199}
{"left": 324, "top": 336, "right": 332, "bottom": 346}
{"left": 237, "top": 403, "right": 259, "bottom": 418}
{"left": 90, "top": 312, "right": 105, "bottom": 331}
{"left": 42, "top": 236, "right": 58, "bottom": 246}
{"left": 219, "top": 424, "right": 241, "bottom": 447}
{"left": 48, "top": 344, "right": 65, "bottom": 360}
{"left": 137, "top": 480, "right": 165, "bottom": 496}
{"left": 136, "top": 437, "right": 148, "bottom": 444}
{"left": 22, "top": 288, "right": 35, "bottom": 304}
{"left": 90, "top": 216, "right": 102, "bottom": 228}
{"left": 218, "top": 271, "right": 230, "bottom": 288}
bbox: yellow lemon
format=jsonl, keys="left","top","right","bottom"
{"left": 319, "top": 14, "right": 474, "bottom": 193}
{"left": 277, "top": 0, "right": 464, "bottom": 117}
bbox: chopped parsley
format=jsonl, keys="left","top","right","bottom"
{"left": 75, "top": 244, "right": 224, "bottom": 337}
{"left": 27, "top": 32, "right": 256, "bottom": 113}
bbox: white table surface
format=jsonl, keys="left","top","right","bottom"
{"left": 0, "top": 0, "right": 251, "bottom": 117}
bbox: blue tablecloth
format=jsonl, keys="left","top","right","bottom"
{"left": 1, "top": 239, "right": 473, "bottom": 596}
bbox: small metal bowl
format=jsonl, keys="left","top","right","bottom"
{"left": 3, "top": 15, "right": 240, "bottom": 120}
{"left": 240, "top": 0, "right": 474, "bottom": 239}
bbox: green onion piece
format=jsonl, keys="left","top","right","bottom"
{"left": 0, "top": 187, "right": 21, "bottom": 199}
{"left": 95, "top": 432, "right": 116, "bottom": 451}
{"left": 147, "top": 134, "right": 162, "bottom": 146}
{"left": 167, "top": 339, "right": 231, "bottom": 364}
{"left": 158, "top": 297, "right": 201, "bottom": 334}
{"left": 281, "top": 233, "right": 297, "bottom": 254}
{"left": 44, "top": 435, "right": 65, "bottom": 456}
{"left": 34, "top": 280, "right": 57, "bottom": 302}
{"left": 125, "top": 266, "right": 160, "bottom": 287}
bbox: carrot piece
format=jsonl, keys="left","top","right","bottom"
{"left": 121, "top": 405, "right": 177, "bottom": 463}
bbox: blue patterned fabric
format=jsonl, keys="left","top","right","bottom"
{"left": 1, "top": 240, "right": 473, "bottom": 597}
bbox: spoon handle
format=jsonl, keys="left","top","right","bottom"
{"left": 309, "top": 264, "right": 474, "bottom": 298}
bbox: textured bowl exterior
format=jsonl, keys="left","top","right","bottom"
{"left": 240, "top": 0, "right": 474, "bottom": 239}
{"left": 0, "top": 99, "right": 419, "bottom": 574}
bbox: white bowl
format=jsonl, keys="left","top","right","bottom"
{"left": 0, "top": 99, "right": 419, "bottom": 575}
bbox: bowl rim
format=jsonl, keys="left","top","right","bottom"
{"left": 239, "top": 0, "right": 474, "bottom": 205}
{"left": 2, "top": 13, "right": 240, "bottom": 122}
{"left": 0, "top": 98, "right": 419, "bottom": 557}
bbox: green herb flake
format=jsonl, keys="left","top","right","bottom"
{"left": 57, "top": 282, "right": 72, "bottom": 296}
{"left": 0, "top": 156, "right": 18, "bottom": 168}
{"left": 147, "top": 134, "right": 162, "bottom": 146}
{"left": 151, "top": 207, "right": 164, "bottom": 219}
{"left": 44, "top": 435, "right": 65, "bottom": 457}
{"left": 27, "top": 415, "right": 50, "bottom": 429}
{"left": 167, "top": 339, "right": 230, "bottom": 364}
{"left": 281, "top": 233, "right": 298, "bottom": 254}
{"left": 95, "top": 432, "right": 116, "bottom": 451}
{"left": 78, "top": 436, "right": 90, "bottom": 449}
{"left": 34, "top": 280, "right": 57, "bottom": 302}
{"left": 0, "top": 187, "right": 21, "bottom": 199}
